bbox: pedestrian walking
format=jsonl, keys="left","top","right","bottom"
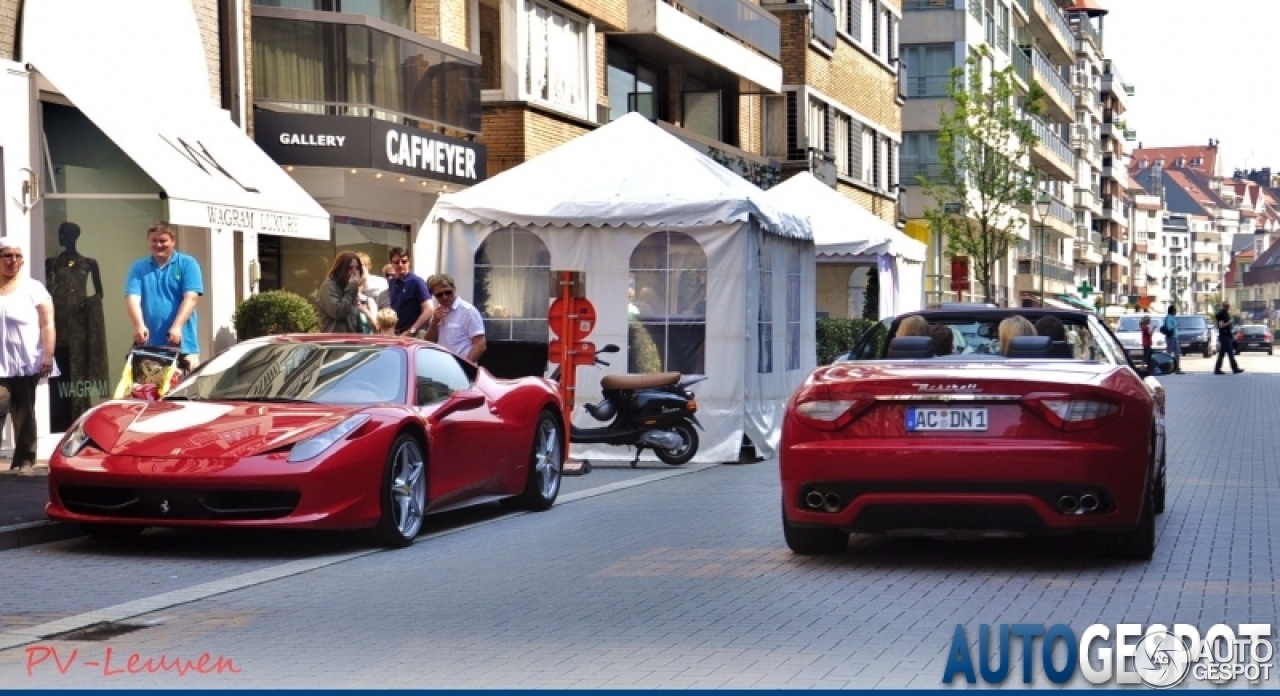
{"left": 423, "top": 273, "right": 486, "bottom": 362}
{"left": 1140, "top": 315, "right": 1153, "bottom": 370}
{"left": 315, "top": 252, "right": 373, "bottom": 333}
{"left": 0, "top": 238, "right": 58, "bottom": 475}
{"left": 386, "top": 247, "right": 432, "bottom": 336}
{"left": 125, "top": 221, "right": 204, "bottom": 370}
{"left": 1162, "top": 306, "right": 1182, "bottom": 374}
{"left": 1214, "top": 300, "right": 1243, "bottom": 375}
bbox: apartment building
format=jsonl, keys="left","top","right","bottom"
{"left": 900, "top": 0, "right": 1078, "bottom": 306}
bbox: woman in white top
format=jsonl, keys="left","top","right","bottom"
{"left": 0, "top": 237, "right": 57, "bottom": 475}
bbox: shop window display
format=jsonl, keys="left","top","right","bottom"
{"left": 42, "top": 103, "right": 166, "bottom": 431}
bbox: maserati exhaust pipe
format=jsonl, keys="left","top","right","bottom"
{"left": 1078, "top": 493, "right": 1100, "bottom": 513}
{"left": 1057, "top": 494, "right": 1079, "bottom": 514}
{"left": 805, "top": 491, "right": 826, "bottom": 510}
{"left": 823, "top": 492, "right": 842, "bottom": 513}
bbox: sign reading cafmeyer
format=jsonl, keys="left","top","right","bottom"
{"left": 254, "top": 112, "right": 487, "bottom": 186}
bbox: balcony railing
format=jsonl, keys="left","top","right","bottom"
{"left": 969, "top": 0, "right": 983, "bottom": 23}
{"left": 1011, "top": 43, "right": 1031, "bottom": 84}
{"left": 1017, "top": 257, "right": 1076, "bottom": 283}
{"left": 1033, "top": 0, "right": 1074, "bottom": 53}
{"left": 673, "top": 0, "right": 781, "bottom": 60}
{"left": 251, "top": 9, "right": 482, "bottom": 133}
{"left": 1029, "top": 47, "right": 1072, "bottom": 108}
{"left": 1068, "top": 12, "right": 1101, "bottom": 48}
{"left": 1025, "top": 116, "right": 1075, "bottom": 170}
{"left": 904, "top": 0, "right": 956, "bottom": 9}
{"left": 901, "top": 161, "right": 945, "bottom": 183}
{"left": 1101, "top": 58, "right": 1132, "bottom": 97}
{"left": 1049, "top": 194, "right": 1073, "bottom": 225}
{"left": 905, "top": 75, "right": 951, "bottom": 98}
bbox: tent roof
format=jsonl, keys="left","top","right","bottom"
{"left": 764, "top": 173, "right": 926, "bottom": 261}
{"left": 430, "top": 113, "right": 809, "bottom": 239}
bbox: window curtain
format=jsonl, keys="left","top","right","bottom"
{"left": 253, "top": 17, "right": 328, "bottom": 109}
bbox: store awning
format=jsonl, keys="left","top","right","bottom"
{"left": 22, "top": 0, "right": 330, "bottom": 240}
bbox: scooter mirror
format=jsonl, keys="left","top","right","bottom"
{"left": 599, "top": 344, "right": 621, "bottom": 354}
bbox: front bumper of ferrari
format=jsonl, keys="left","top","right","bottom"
{"left": 45, "top": 451, "right": 384, "bottom": 530}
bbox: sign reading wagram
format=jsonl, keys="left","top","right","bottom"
{"left": 254, "top": 111, "right": 487, "bottom": 187}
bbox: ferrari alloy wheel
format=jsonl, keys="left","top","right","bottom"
{"left": 782, "top": 503, "right": 848, "bottom": 555}
{"left": 375, "top": 433, "right": 426, "bottom": 548}
{"left": 509, "top": 410, "right": 562, "bottom": 511}
{"left": 654, "top": 421, "right": 699, "bottom": 466}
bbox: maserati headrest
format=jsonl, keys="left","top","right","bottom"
{"left": 1005, "top": 335, "right": 1053, "bottom": 358}
{"left": 887, "top": 336, "right": 935, "bottom": 359}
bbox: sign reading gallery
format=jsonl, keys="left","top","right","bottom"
{"left": 254, "top": 112, "right": 486, "bottom": 187}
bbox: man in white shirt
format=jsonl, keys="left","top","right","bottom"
{"left": 423, "top": 273, "right": 486, "bottom": 363}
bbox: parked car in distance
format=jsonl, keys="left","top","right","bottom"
{"left": 1113, "top": 315, "right": 1166, "bottom": 366}
{"left": 1234, "top": 324, "right": 1273, "bottom": 355}
{"left": 1174, "top": 315, "right": 1217, "bottom": 358}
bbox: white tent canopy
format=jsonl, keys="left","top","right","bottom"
{"left": 424, "top": 114, "right": 815, "bottom": 463}
{"left": 765, "top": 172, "right": 926, "bottom": 318}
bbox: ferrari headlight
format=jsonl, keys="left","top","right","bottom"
{"left": 60, "top": 417, "right": 95, "bottom": 457}
{"left": 287, "top": 415, "right": 370, "bottom": 463}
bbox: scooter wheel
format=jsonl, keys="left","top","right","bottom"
{"left": 655, "top": 421, "right": 699, "bottom": 466}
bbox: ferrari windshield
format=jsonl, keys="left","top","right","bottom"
{"left": 167, "top": 342, "right": 407, "bottom": 404}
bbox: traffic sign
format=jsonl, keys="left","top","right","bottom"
{"left": 547, "top": 339, "right": 597, "bottom": 366}
{"left": 548, "top": 296, "right": 597, "bottom": 342}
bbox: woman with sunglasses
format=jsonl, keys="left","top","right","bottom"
{"left": 0, "top": 238, "right": 58, "bottom": 475}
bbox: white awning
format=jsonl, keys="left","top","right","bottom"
{"left": 22, "top": 0, "right": 330, "bottom": 240}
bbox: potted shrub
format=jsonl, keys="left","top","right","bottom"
{"left": 232, "top": 290, "right": 320, "bottom": 341}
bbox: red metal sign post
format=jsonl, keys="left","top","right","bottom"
{"left": 547, "top": 271, "right": 596, "bottom": 455}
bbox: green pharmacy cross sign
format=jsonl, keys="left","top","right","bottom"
{"left": 1077, "top": 280, "right": 1092, "bottom": 298}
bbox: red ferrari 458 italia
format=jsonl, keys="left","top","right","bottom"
{"left": 781, "top": 308, "right": 1168, "bottom": 560}
{"left": 47, "top": 335, "right": 566, "bottom": 547}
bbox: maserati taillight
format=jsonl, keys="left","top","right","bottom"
{"left": 793, "top": 391, "right": 874, "bottom": 431}
{"left": 1023, "top": 393, "right": 1121, "bottom": 431}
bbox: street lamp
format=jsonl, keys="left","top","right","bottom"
{"left": 1035, "top": 191, "right": 1052, "bottom": 307}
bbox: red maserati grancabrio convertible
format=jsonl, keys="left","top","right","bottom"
{"left": 781, "top": 308, "right": 1168, "bottom": 560}
{"left": 47, "top": 335, "right": 566, "bottom": 547}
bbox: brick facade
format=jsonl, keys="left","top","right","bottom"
{"left": 480, "top": 105, "right": 593, "bottom": 179}
{"left": 417, "top": 0, "right": 471, "bottom": 50}
{"left": 557, "top": 0, "right": 625, "bottom": 32}
{"left": 0, "top": 0, "right": 16, "bottom": 60}
{"left": 192, "top": 0, "right": 222, "bottom": 105}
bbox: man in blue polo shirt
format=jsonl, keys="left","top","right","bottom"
{"left": 125, "top": 221, "right": 204, "bottom": 368}
{"left": 386, "top": 246, "right": 432, "bottom": 336}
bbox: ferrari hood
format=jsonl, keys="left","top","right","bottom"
{"left": 80, "top": 400, "right": 367, "bottom": 458}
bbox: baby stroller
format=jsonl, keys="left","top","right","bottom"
{"left": 112, "top": 345, "right": 185, "bottom": 402}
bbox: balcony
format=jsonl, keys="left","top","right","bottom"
{"left": 1018, "top": 0, "right": 1073, "bottom": 64}
{"left": 1133, "top": 240, "right": 1147, "bottom": 254}
{"left": 1101, "top": 59, "right": 1132, "bottom": 108}
{"left": 1010, "top": 45, "right": 1031, "bottom": 87}
{"left": 1068, "top": 12, "right": 1101, "bottom": 50}
{"left": 1016, "top": 257, "right": 1076, "bottom": 289}
{"left": 905, "top": 0, "right": 959, "bottom": 9}
{"left": 900, "top": 161, "right": 945, "bottom": 184}
{"left": 1193, "top": 270, "right": 1217, "bottom": 284}
{"left": 624, "top": 0, "right": 781, "bottom": 92}
{"left": 251, "top": 8, "right": 483, "bottom": 133}
{"left": 1025, "top": 115, "right": 1076, "bottom": 181}
{"left": 1074, "top": 82, "right": 1101, "bottom": 118}
{"left": 1101, "top": 196, "right": 1129, "bottom": 225}
{"left": 1195, "top": 251, "right": 1218, "bottom": 263}
{"left": 1074, "top": 239, "right": 1102, "bottom": 265}
{"left": 1027, "top": 47, "right": 1073, "bottom": 120}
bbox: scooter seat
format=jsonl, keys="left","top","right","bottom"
{"left": 600, "top": 371, "right": 681, "bottom": 390}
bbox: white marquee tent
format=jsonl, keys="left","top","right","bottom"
{"left": 423, "top": 113, "right": 816, "bottom": 462}
{"left": 765, "top": 172, "right": 927, "bottom": 318}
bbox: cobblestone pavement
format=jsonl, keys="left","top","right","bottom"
{"left": 1, "top": 375, "right": 1277, "bottom": 688}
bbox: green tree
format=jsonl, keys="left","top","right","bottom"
{"left": 919, "top": 47, "right": 1044, "bottom": 304}
{"left": 862, "top": 269, "right": 879, "bottom": 320}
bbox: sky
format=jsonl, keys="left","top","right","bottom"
{"left": 1100, "top": 0, "right": 1278, "bottom": 174}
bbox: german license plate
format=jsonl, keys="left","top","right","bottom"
{"left": 906, "top": 407, "right": 988, "bottom": 432}
{"left": 1248, "top": 342, "right": 1261, "bottom": 347}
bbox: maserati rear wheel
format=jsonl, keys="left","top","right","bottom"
{"left": 509, "top": 410, "right": 562, "bottom": 512}
{"left": 1101, "top": 483, "right": 1155, "bottom": 561}
{"left": 782, "top": 503, "right": 848, "bottom": 555}
{"left": 374, "top": 433, "right": 426, "bottom": 548}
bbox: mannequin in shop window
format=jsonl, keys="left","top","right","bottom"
{"left": 45, "top": 222, "right": 109, "bottom": 430}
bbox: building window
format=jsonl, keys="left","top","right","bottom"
{"left": 473, "top": 228, "right": 552, "bottom": 342}
{"left": 834, "top": 113, "right": 851, "bottom": 176}
{"left": 757, "top": 244, "right": 773, "bottom": 373}
{"left": 607, "top": 46, "right": 660, "bottom": 122}
{"left": 786, "top": 244, "right": 802, "bottom": 370}
{"left": 901, "top": 131, "right": 940, "bottom": 181}
{"left": 523, "top": 0, "right": 591, "bottom": 119}
{"left": 807, "top": 98, "right": 828, "bottom": 155}
{"left": 900, "top": 44, "right": 953, "bottom": 98}
{"left": 252, "top": 0, "right": 412, "bottom": 29}
{"left": 479, "top": 0, "right": 501, "bottom": 90}
{"left": 628, "top": 232, "right": 707, "bottom": 376}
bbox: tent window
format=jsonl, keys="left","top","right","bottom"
{"left": 473, "top": 228, "right": 552, "bottom": 341}
{"left": 628, "top": 231, "right": 707, "bottom": 375}
{"left": 786, "top": 244, "right": 803, "bottom": 370}
{"left": 758, "top": 244, "right": 773, "bottom": 373}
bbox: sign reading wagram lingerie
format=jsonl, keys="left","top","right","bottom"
{"left": 253, "top": 112, "right": 487, "bottom": 186}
